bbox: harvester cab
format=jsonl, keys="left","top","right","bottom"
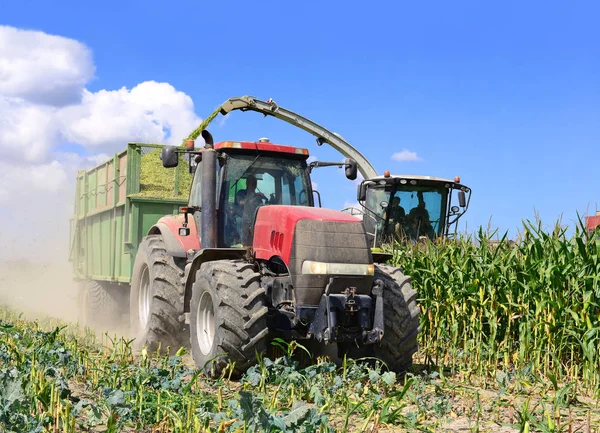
{"left": 356, "top": 172, "right": 472, "bottom": 250}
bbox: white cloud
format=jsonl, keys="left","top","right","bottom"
{"left": 392, "top": 149, "right": 423, "bottom": 162}
{"left": 0, "top": 160, "right": 68, "bottom": 205}
{"left": 0, "top": 96, "right": 59, "bottom": 162}
{"left": 0, "top": 26, "right": 203, "bottom": 261}
{"left": 0, "top": 25, "right": 94, "bottom": 106}
{"left": 58, "top": 81, "right": 201, "bottom": 153}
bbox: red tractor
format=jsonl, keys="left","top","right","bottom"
{"left": 129, "top": 130, "right": 420, "bottom": 377}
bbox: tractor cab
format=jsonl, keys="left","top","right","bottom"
{"left": 161, "top": 136, "right": 357, "bottom": 250}
{"left": 356, "top": 173, "right": 471, "bottom": 248}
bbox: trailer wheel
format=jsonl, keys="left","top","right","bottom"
{"left": 190, "top": 260, "right": 269, "bottom": 378}
{"left": 78, "top": 280, "right": 125, "bottom": 330}
{"left": 130, "top": 235, "right": 187, "bottom": 354}
{"left": 372, "top": 264, "right": 420, "bottom": 373}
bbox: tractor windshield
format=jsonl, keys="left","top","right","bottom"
{"left": 362, "top": 185, "right": 447, "bottom": 246}
{"left": 219, "top": 154, "right": 311, "bottom": 247}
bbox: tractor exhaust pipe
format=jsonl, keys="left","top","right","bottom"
{"left": 200, "top": 130, "right": 217, "bottom": 249}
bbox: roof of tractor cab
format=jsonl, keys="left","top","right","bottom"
{"left": 210, "top": 140, "right": 310, "bottom": 158}
{"left": 366, "top": 174, "right": 471, "bottom": 192}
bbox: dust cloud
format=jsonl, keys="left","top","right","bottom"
{"left": 0, "top": 174, "right": 86, "bottom": 328}
{"left": 0, "top": 256, "right": 79, "bottom": 324}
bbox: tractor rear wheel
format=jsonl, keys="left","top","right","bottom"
{"left": 189, "top": 260, "right": 269, "bottom": 378}
{"left": 130, "top": 235, "right": 187, "bottom": 355}
{"left": 372, "top": 264, "right": 420, "bottom": 373}
{"left": 78, "top": 280, "right": 125, "bottom": 330}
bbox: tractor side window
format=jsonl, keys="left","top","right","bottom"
{"left": 279, "top": 161, "right": 309, "bottom": 206}
{"left": 189, "top": 163, "right": 202, "bottom": 207}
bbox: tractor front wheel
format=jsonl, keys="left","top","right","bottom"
{"left": 372, "top": 264, "right": 420, "bottom": 373}
{"left": 189, "top": 260, "right": 269, "bottom": 378}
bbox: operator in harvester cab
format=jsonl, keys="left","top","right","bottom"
{"left": 385, "top": 196, "right": 406, "bottom": 239}
{"left": 407, "top": 191, "right": 434, "bottom": 239}
{"left": 388, "top": 196, "right": 406, "bottom": 223}
{"left": 241, "top": 174, "right": 268, "bottom": 245}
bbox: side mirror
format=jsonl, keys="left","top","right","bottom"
{"left": 161, "top": 146, "right": 179, "bottom": 168}
{"left": 345, "top": 158, "right": 358, "bottom": 181}
{"left": 357, "top": 182, "right": 367, "bottom": 201}
{"left": 458, "top": 190, "right": 466, "bottom": 208}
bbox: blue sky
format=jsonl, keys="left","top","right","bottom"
{"left": 2, "top": 0, "right": 599, "bottom": 240}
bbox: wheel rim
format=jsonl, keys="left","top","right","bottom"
{"left": 138, "top": 265, "right": 151, "bottom": 329}
{"left": 197, "top": 291, "right": 215, "bottom": 355}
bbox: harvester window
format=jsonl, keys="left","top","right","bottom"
{"left": 364, "top": 186, "right": 446, "bottom": 243}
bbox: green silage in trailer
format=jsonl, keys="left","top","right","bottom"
{"left": 133, "top": 148, "right": 193, "bottom": 199}
{"left": 69, "top": 143, "right": 190, "bottom": 285}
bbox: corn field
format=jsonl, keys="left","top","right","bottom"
{"left": 2, "top": 218, "right": 600, "bottom": 432}
{"left": 394, "top": 218, "right": 600, "bottom": 392}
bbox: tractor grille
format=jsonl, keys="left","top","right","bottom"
{"left": 289, "top": 220, "right": 373, "bottom": 305}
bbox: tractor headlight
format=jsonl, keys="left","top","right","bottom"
{"left": 301, "top": 261, "right": 375, "bottom": 276}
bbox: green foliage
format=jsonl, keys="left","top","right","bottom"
{"left": 0, "top": 309, "right": 426, "bottom": 432}
{"left": 3, "top": 217, "right": 600, "bottom": 431}
{"left": 393, "top": 217, "right": 600, "bottom": 391}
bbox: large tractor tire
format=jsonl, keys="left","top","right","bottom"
{"left": 130, "top": 235, "right": 187, "bottom": 355}
{"left": 189, "top": 259, "right": 269, "bottom": 378}
{"left": 78, "top": 280, "right": 126, "bottom": 331}
{"left": 372, "top": 264, "right": 420, "bottom": 372}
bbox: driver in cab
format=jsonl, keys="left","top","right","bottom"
{"left": 385, "top": 196, "right": 406, "bottom": 239}
{"left": 407, "top": 191, "right": 434, "bottom": 239}
{"left": 241, "top": 174, "right": 267, "bottom": 245}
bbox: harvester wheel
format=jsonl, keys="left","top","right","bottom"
{"left": 130, "top": 235, "right": 187, "bottom": 355}
{"left": 372, "top": 264, "right": 420, "bottom": 373}
{"left": 78, "top": 280, "right": 125, "bottom": 330}
{"left": 189, "top": 260, "right": 269, "bottom": 378}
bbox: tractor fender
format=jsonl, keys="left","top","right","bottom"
{"left": 148, "top": 215, "right": 200, "bottom": 258}
{"left": 183, "top": 248, "right": 248, "bottom": 312}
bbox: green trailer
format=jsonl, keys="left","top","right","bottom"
{"left": 69, "top": 143, "right": 192, "bottom": 286}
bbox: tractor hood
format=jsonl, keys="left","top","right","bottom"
{"left": 252, "top": 205, "right": 362, "bottom": 264}
{"left": 253, "top": 205, "right": 373, "bottom": 305}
